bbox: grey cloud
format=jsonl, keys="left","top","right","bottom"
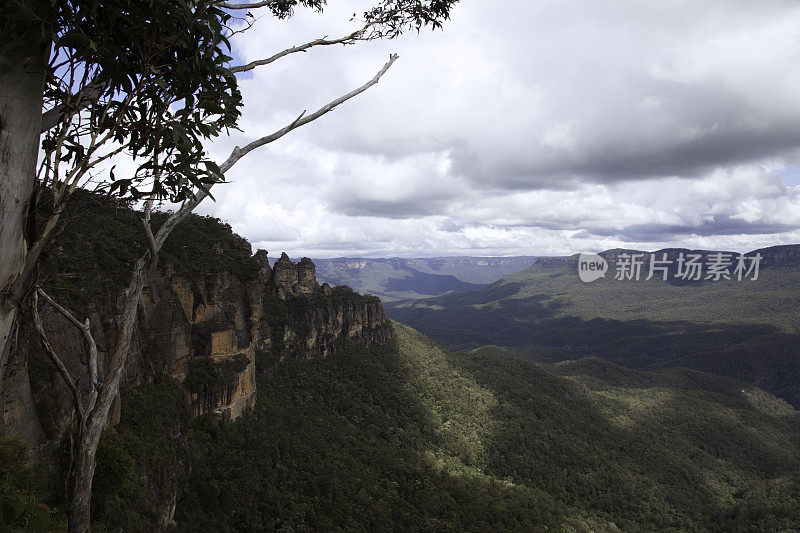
{"left": 298, "top": 1, "right": 800, "bottom": 195}
{"left": 448, "top": 80, "right": 800, "bottom": 190}
{"left": 328, "top": 197, "right": 449, "bottom": 219}
{"left": 437, "top": 218, "right": 466, "bottom": 232}
{"left": 586, "top": 215, "right": 800, "bottom": 242}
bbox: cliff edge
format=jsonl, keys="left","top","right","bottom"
{"left": 1, "top": 200, "right": 392, "bottom": 454}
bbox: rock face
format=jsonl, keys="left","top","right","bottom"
{"left": 145, "top": 267, "right": 263, "bottom": 422}
{"left": 261, "top": 275, "right": 391, "bottom": 375}
{"left": 270, "top": 253, "right": 320, "bottom": 298}
{"left": 1, "top": 215, "right": 392, "bottom": 449}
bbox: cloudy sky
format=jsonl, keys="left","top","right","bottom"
{"left": 197, "top": 0, "right": 800, "bottom": 257}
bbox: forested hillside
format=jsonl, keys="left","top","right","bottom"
{"left": 152, "top": 324, "right": 800, "bottom": 531}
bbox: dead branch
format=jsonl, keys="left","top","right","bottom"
{"left": 226, "top": 53, "right": 398, "bottom": 170}
{"left": 152, "top": 53, "right": 398, "bottom": 253}
{"left": 230, "top": 26, "right": 369, "bottom": 74}
{"left": 32, "top": 290, "right": 86, "bottom": 430}
{"left": 36, "top": 287, "right": 99, "bottom": 412}
{"left": 142, "top": 200, "right": 159, "bottom": 278}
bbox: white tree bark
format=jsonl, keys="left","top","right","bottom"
{"left": 0, "top": 37, "right": 48, "bottom": 395}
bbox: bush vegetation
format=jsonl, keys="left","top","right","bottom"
{"left": 171, "top": 324, "right": 800, "bottom": 531}
{"left": 0, "top": 437, "right": 53, "bottom": 532}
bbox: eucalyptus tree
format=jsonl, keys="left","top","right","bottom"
{"left": 2, "top": 1, "right": 457, "bottom": 531}
{"left": 0, "top": 0, "right": 242, "bottom": 394}
{"left": 0, "top": 0, "right": 454, "bottom": 396}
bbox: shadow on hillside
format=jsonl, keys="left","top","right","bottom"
{"left": 448, "top": 350, "right": 800, "bottom": 530}
{"left": 381, "top": 269, "right": 487, "bottom": 296}
{"left": 388, "top": 291, "right": 800, "bottom": 407}
{"left": 389, "top": 281, "right": 528, "bottom": 307}
{"left": 174, "top": 336, "right": 567, "bottom": 530}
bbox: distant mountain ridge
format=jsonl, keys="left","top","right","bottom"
{"left": 538, "top": 243, "right": 800, "bottom": 269}
{"left": 312, "top": 256, "right": 539, "bottom": 283}
{"left": 270, "top": 255, "right": 538, "bottom": 301}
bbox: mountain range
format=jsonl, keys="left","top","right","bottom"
{"left": 386, "top": 244, "right": 800, "bottom": 406}
{"left": 274, "top": 256, "right": 538, "bottom": 301}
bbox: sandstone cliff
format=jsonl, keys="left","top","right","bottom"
{"left": 1, "top": 202, "right": 391, "bottom": 453}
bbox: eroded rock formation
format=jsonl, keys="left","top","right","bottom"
{"left": 1, "top": 214, "right": 391, "bottom": 448}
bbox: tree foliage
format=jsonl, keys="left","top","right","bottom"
{"left": 2, "top": 0, "right": 242, "bottom": 203}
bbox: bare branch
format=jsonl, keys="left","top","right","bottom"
{"left": 225, "top": 53, "right": 398, "bottom": 170}
{"left": 85, "top": 255, "right": 148, "bottom": 430}
{"left": 40, "top": 80, "right": 104, "bottom": 133}
{"left": 36, "top": 288, "right": 80, "bottom": 329}
{"left": 37, "top": 288, "right": 99, "bottom": 411}
{"left": 142, "top": 220, "right": 157, "bottom": 259}
{"left": 84, "top": 316, "right": 99, "bottom": 411}
{"left": 230, "top": 26, "right": 369, "bottom": 74}
{"left": 141, "top": 198, "right": 159, "bottom": 275}
{"left": 152, "top": 54, "right": 398, "bottom": 252}
{"left": 32, "top": 290, "right": 86, "bottom": 426}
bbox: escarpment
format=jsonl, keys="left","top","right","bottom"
{"left": 1, "top": 201, "right": 392, "bottom": 454}
{"left": 258, "top": 252, "right": 391, "bottom": 373}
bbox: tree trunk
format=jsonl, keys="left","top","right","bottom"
{"left": 0, "top": 36, "right": 47, "bottom": 394}
{"left": 66, "top": 256, "right": 150, "bottom": 532}
{"left": 67, "top": 433, "right": 97, "bottom": 533}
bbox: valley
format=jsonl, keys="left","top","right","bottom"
{"left": 386, "top": 246, "right": 800, "bottom": 407}
{"left": 305, "top": 256, "right": 537, "bottom": 301}
{"left": 2, "top": 203, "right": 798, "bottom": 530}
{"left": 168, "top": 324, "right": 800, "bottom": 531}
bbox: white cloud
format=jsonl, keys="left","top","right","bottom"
{"left": 186, "top": 0, "right": 800, "bottom": 257}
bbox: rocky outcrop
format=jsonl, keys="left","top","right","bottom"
{"left": 258, "top": 251, "right": 391, "bottom": 375}
{"left": 1, "top": 210, "right": 392, "bottom": 450}
{"left": 270, "top": 252, "right": 319, "bottom": 298}
{"left": 263, "top": 289, "right": 390, "bottom": 370}
{"left": 147, "top": 267, "right": 262, "bottom": 422}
